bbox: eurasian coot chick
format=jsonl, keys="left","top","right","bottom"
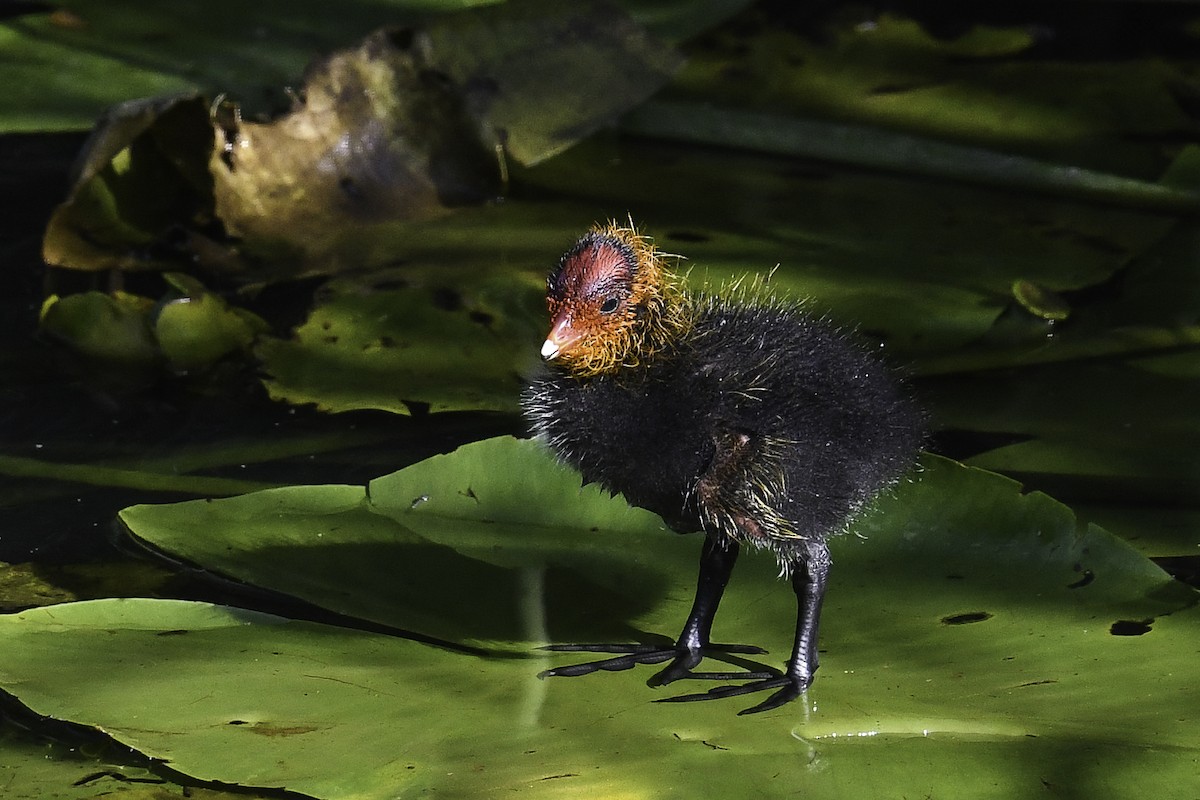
{"left": 522, "top": 222, "right": 924, "bottom": 714}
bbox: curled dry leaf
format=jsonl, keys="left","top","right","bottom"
{"left": 41, "top": 94, "right": 217, "bottom": 273}
{"left": 40, "top": 2, "right": 680, "bottom": 282}
{"left": 210, "top": 28, "right": 504, "bottom": 266}
{"left": 37, "top": 31, "right": 506, "bottom": 280}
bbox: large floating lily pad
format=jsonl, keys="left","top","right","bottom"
{"left": 0, "top": 436, "right": 1194, "bottom": 798}
{"left": 117, "top": 439, "right": 673, "bottom": 651}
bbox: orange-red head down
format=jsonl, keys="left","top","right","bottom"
{"left": 541, "top": 222, "right": 692, "bottom": 377}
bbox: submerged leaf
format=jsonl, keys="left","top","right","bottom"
{"left": 0, "top": 562, "right": 75, "bottom": 611}
{"left": 0, "top": 724, "right": 194, "bottom": 800}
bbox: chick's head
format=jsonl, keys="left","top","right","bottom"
{"left": 541, "top": 222, "right": 691, "bottom": 377}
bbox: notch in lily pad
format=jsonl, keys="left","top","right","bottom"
{"left": 1012, "top": 279, "right": 1071, "bottom": 322}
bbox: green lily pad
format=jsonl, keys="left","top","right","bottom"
{"left": 256, "top": 262, "right": 543, "bottom": 414}
{"left": 155, "top": 274, "right": 269, "bottom": 370}
{"left": 0, "top": 0, "right": 696, "bottom": 138}
{"left": 669, "top": 12, "right": 1198, "bottom": 178}
{"left": 1099, "top": 214, "right": 1200, "bottom": 328}
{"left": 514, "top": 136, "right": 1179, "bottom": 351}
{"left": 0, "top": 436, "right": 1195, "bottom": 798}
{"left": 919, "top": 356, "right": 1200, "bottom": 548}
{"left": 38, "top": 274, "right": 269, "bottom": 372}
{"left": 0, "top": 726, "right": 181, "bottom": 800}
{"left": 253, "top": 133, "right": 1179, "bottom": 415}
{"left": 117, "top": 442, "right": 669, "bottom": 651}
{"left": 622, "top": 100, "right": 1200, "bottom": 214}
{"left": 0, "top": 1, "right": 482, "bottom": 132}
{"left": 422, "top": 0, "right": 682, "bottom": 165}
{"left": 920, "top": 349, "right": 1199, "bottom": 549}
{"left": 2, "top": 593, "right": 1198, "bottom": 799}
{"left": 38, "top": 291, "right": 159, "bottom": 364}
{"left": 1011, "top": 279, "right": 1071, "bottom": 321}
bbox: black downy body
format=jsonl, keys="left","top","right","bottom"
{"left": 523, "top": 228, "right": 924, "bottom": 714}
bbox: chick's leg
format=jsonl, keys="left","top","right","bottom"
{"left": 786, "top": 539, "right": 829, "bottom": 692}
{"left": 647, "top": 536, "right": 772, "bottom": 685}
{"left": 660, "top": 542, "right": 826, "bottom": 714}
{"left": 538, "top": 430, "right": 783, "bottom": 692}
{"left": 537, "top": 535, "right": 771, "bottom": 682}
{"left": 658, "top": 428, "right": 824, "bottom": 713}
{"left": 666, "top": 534, "right": 741, "bottom": 668}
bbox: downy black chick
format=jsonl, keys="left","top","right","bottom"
{"left": 522, "top": 222, "right": 924, "bottom": 714}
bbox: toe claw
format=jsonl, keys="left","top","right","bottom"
{"left": 655, "top": 674, "right": 809, "bottom": 713}
{"left": 737, "top": 682, "right": 804, "bottom": 715}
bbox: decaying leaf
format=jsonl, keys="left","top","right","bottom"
{"left": 210, "top": 27, "right": 504, "bottom": 266}
{"left": 40, "top": 2, "right": 681, "bottom": 281}
{"left": 41, "top": 94, "right": 216, "bottom": 273}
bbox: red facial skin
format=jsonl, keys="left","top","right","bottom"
{"left": 541, "top": 235, "right": 640, "bottom": 370}
{"left": 540, "top": 225, "right": 693, "bottom": 378}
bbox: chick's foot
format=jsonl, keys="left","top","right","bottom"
{"left": 657, "top": 671, "right": 811, "bottom": 714}
{"left": 538, "top": 641, "right": 772, "bottom": 683}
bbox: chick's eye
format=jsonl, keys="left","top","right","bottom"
{"left": 599, "top": 297, "right": 620, "bottom": 314}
